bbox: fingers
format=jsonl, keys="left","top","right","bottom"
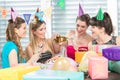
{"left": 52, "top": 33, "right": 61, "bottom": 40}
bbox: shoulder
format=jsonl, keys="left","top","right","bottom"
{"left": 66, "top": 30, "right": 75, "bottom": 37}
{"left": 26, "top": 43, "right": 32, "bottom": 50}
{"left": 5, "top": 41, "right": 17, "bottom": 47}
{"left": 46, "top": 38, "right": 53, "bottom": 43}
{"left": 116, "top": 36, "right": 120, "bottom": 45}
{"left": 2, "top": 41, "right": 18, "bottom": 55}
{"left": 5, "top": 41, "right": 18, "bottom": 50}
{"left": 87, "top": 34, "right": 93, "bottom": 41}
{"left": 67, "top": 30, "right": 75, "bottom": 35}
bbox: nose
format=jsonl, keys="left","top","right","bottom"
{"left": 43, "top": 29, "right": 46, "bottom": 34}
{"left": 77, "top": 26, "right": 81, "bottom": 30}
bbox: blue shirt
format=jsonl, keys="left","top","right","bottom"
{"left": 1, "top": 41, "right": 18, "bottom": 68}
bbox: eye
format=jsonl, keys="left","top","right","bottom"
{"left": 92, "top": 26, "right": 95, "bottom": 28}
{"left": 81, "top": 26, "right": 85, "bottom": 28}
{"left": 39, "top": 28, "right": 43, "bottom": 31}
{"left": 76, "top": 24, "right": 80, "bottom": 27}
{"left": 24, "top": 26, "right": 26, "bottom": 29}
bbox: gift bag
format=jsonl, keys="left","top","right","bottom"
{"left": 102, "top": 46, "right": 120, "bottom": 60}
{"left": 75, "top": 51, "right": 85, "bottom": 63}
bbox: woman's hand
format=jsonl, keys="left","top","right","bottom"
{"left": 51, "top": 33, "right": 61, "bottom": 40}
{"left": 27, "top": 53, "right": 41, "bottom": 63}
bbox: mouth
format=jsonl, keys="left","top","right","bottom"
{"left": 92, "top": 32, "right": 94, "bottom": 34}
{"left": 77, "top": 30, "right": 82, "bottom": 33}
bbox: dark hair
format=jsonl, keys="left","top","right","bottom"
{"left": 89, "top": 12, "right": 113, "bottom": 35}
{"left": 76, "top": 14, "right": 90, "bottom": 26}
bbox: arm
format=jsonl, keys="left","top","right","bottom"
{"left": 25, "top": 44, "right": 34, "bottom": 60}
{"left": 116, "top": 36, "right": 120, "bottom": 45}
{"left": 9, "top": 49, "right": 32, "bottom": 67}
{"left": 9, "top": 49, "right": 19, "bottom": 67}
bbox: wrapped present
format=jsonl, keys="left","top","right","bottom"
{"left": 0, "top": 66, "right": 40, "bottom": 80}
{"left": 109, "top": 60, "right": 120, "bottom": 74}
{"left": 88, "top": 56, "right": 108, "bottom": 79}
{"left": 102, "top": 46, "right": 120, "bottom": 60}
{"left": 91, "top": 45, "right": 115, "bottom": 53}
{"left": 75, "top": 51, "right": 85, "bottom": 63}
{"left": 23, "top": 70, "right": 84, "bottom": 80}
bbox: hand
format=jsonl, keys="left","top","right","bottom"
{"left": 27, "top": 53, "right": 41, "bottom": 63}
{"left": 52, "top": 33, "right": 61, "bottom": 40}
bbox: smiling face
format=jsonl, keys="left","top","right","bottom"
{"left": 76, "top": 20, "right": 88, "bottom": 35}
{"left": 90, "top": 25, "right": 104, "bottom": 38}
{"left": 15, "top": 23, "right": 26, "bottom": 38}
{"left": 33, "top": 23, "right": 46, "bottom": 39}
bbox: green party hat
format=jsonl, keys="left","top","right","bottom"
{"left": 96, "top": 8, "right": 104, "bottom": 20}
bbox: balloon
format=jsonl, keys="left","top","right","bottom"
{"left": 51, "top": 57, "right": 77, "bottom": 72}
{"left": 78, "top": 51, "right": 98, "bottom": 72}
{"left": 67, "top": 57, "right": 77, "bottom": 69}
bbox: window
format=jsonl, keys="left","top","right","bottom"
{"left": 118, "top": 0, "right": 120, "bottom": 35}
{"left": 0, "top": 0, "right": 42, "bottom": 68}
{"left": 52, "top": 0, "right": 107, "bottom": 35}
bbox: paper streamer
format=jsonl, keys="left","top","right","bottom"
{"left": 1, "top": 8, "right": 7, "bottom": 18}
{"left": 23, "top": 14, "right": 31, "bottom": 24}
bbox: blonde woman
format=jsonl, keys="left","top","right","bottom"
{"left": 26, "top": 9, "right": 62, "bottom": 63}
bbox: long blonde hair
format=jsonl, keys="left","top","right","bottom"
{"left": 29, "top": 18, "right": 46, "bottom": 52}
{"left": 6, "top": 17, "right": 25, "bottom": 62}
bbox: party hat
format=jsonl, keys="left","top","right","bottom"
{"left": 96, "top": 8, "right": 104, "bottom": 20}
{"left": 78, "top": 3, "right": 84, "bottom": 16}
{"left": 35, "top": 8, "right": 44, "bottom": 21}
{"left": 11, "top": 7, "right": 18, "bottom": 22}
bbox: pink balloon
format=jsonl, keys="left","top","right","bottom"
{"left": 66, "top": 57, "right": 77, "bottom": 69}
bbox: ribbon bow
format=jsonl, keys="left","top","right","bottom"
{"left": 35, "top": 8, "right": 44, "bottom": 22}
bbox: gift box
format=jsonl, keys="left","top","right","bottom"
{"left": 75, "top": 51, "right": 85, "bottom": 63}
{"left": 0, "top": 66, "right": 40, "bottom": 80}
{"left": 91, "top": 45, "right": 114, "bottom": 53}
{"left": 102, "top": 46, "right": 120, "bottom": 60}
{"left": 88, "top": 56, "right": 108, "bottom": 79}
{"left": 23, "top": 70, "right": 84, "bottom": 80}
{"left": 109, "top": 60, "right": 120, "bottom": 74}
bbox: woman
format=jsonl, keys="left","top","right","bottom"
{"left": 90, "top": 12, "right": 120, "bottom": 45}
{"left": 26, "top": 10, "right": 62, "bottom": 63}
{"left": 66, "top": 14, "right": 92, "bottom": 60}
{"left": 1, "top": 17, "right": 28, "bottom": 68}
